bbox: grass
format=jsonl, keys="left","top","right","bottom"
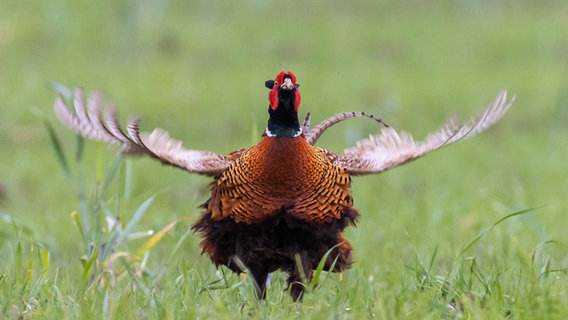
{"left": 1, "top": 0, "right": 568, "bottom": 318}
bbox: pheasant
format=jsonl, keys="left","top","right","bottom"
{"left": 53, "top": 71, "right": 514, "bottom": 300}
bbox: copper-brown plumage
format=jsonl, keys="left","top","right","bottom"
{"left": 207, "top": 134, "right": 354, "bottom": 224}
{"left": 193, "top": 132, "right": 360, "bottom": 300}
{"left": 53, "top": 70, "right": 514, "bottom": 300}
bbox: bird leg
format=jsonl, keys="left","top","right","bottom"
{"left": 230, "top": 256, "right": 269, "bottom": 300}
{"left": 249, "top": 268, "right": 269, "bottom": 300}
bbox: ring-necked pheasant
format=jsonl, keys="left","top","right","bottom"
{"left": 53, "top": 71, "right": 514, "bottom": 300}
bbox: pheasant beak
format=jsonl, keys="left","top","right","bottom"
{"left": 280, "top": 78, "right": 294, "bottom": 91}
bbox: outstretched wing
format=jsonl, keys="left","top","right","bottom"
{"left": 333, "top": 90, "right": 514, "bottom": 175}
{"left": 54, "top": 89, "right": 232, "bottom": 176}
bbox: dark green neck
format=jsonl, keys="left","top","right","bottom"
{"left": 266, "top": 90, "right": 301, "bottom": 137}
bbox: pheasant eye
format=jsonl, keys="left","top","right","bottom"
{"left": 265, "top": 80, "right": 274, "bottom": 89}
{"left": 296, "top": 83, "right": 300, "bottom": 88}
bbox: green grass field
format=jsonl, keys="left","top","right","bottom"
{"left": 1, "top": 0, "right": 567, "bottom": 318}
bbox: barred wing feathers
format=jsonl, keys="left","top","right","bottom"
{"left": 54, "top": 89, "right": 231, "bottom": 176}
{"left": 303, "top": 112, "right": 388, "bottom": 146}
{"left": 333, "top": 90, "right": 514, "bottom": 175}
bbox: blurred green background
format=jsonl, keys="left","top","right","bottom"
{"left": 1, "top": 0, "right": 567, "bottom": 317}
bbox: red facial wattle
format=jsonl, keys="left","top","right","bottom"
{"left": 293, "top": 89, "right": 301, "bottom": 112}
{"left": 268, "top": 71, "right": 301, "bottom": 112}
{"left": 269, "top": 86, "right": 279, "bottom": 111}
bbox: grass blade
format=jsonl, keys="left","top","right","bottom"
{"left": 47, "top": 81, "right": 73, "bottom": 99}
{"left": 44, "top": 119, "right": 71, "bottom": 178}
{"left": 458, "top": 207, "right": 537, "bottom": 257}
{"left": 27, "top": 253, "right": 33, "bottom": 285}
{"left": 135, "top": 219, "right": 179, "bottom": 259}
{"left": 167, "top": 216, "right": 191, "bottom": 261}
{"left": 124, "top": 159, "right": 133, "bottom": 201}
{"left": 75, "top": 135, "right": 85, "bottom": 163}
{"left": 16, "top": 240, "right": 22, "bottom": 283}
{"left": 81, "top": 249, "right": 98, "bottom": 291}
{"left": 114, "top": 195, "right": 155, "bottom": 247}
{"left": 98, "top": 153, "right": 124, "bottom": 200}
{"left": 70, "top": 211, "right": 86, "bottom": 245}
{"left": 120, "top": 257, "right": 147, "bottom": 291}
{"left": 310, "top": 243, "right": 341, "bottom": 289}
{"left": 100, "top": 216, "right": 121, "bottom": 262}
{"left": 35, "top": 241, "right": 50, "bottom": 282}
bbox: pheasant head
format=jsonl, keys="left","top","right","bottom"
{"left": 265, "top": 71, "right": 302, "bottom": 137}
